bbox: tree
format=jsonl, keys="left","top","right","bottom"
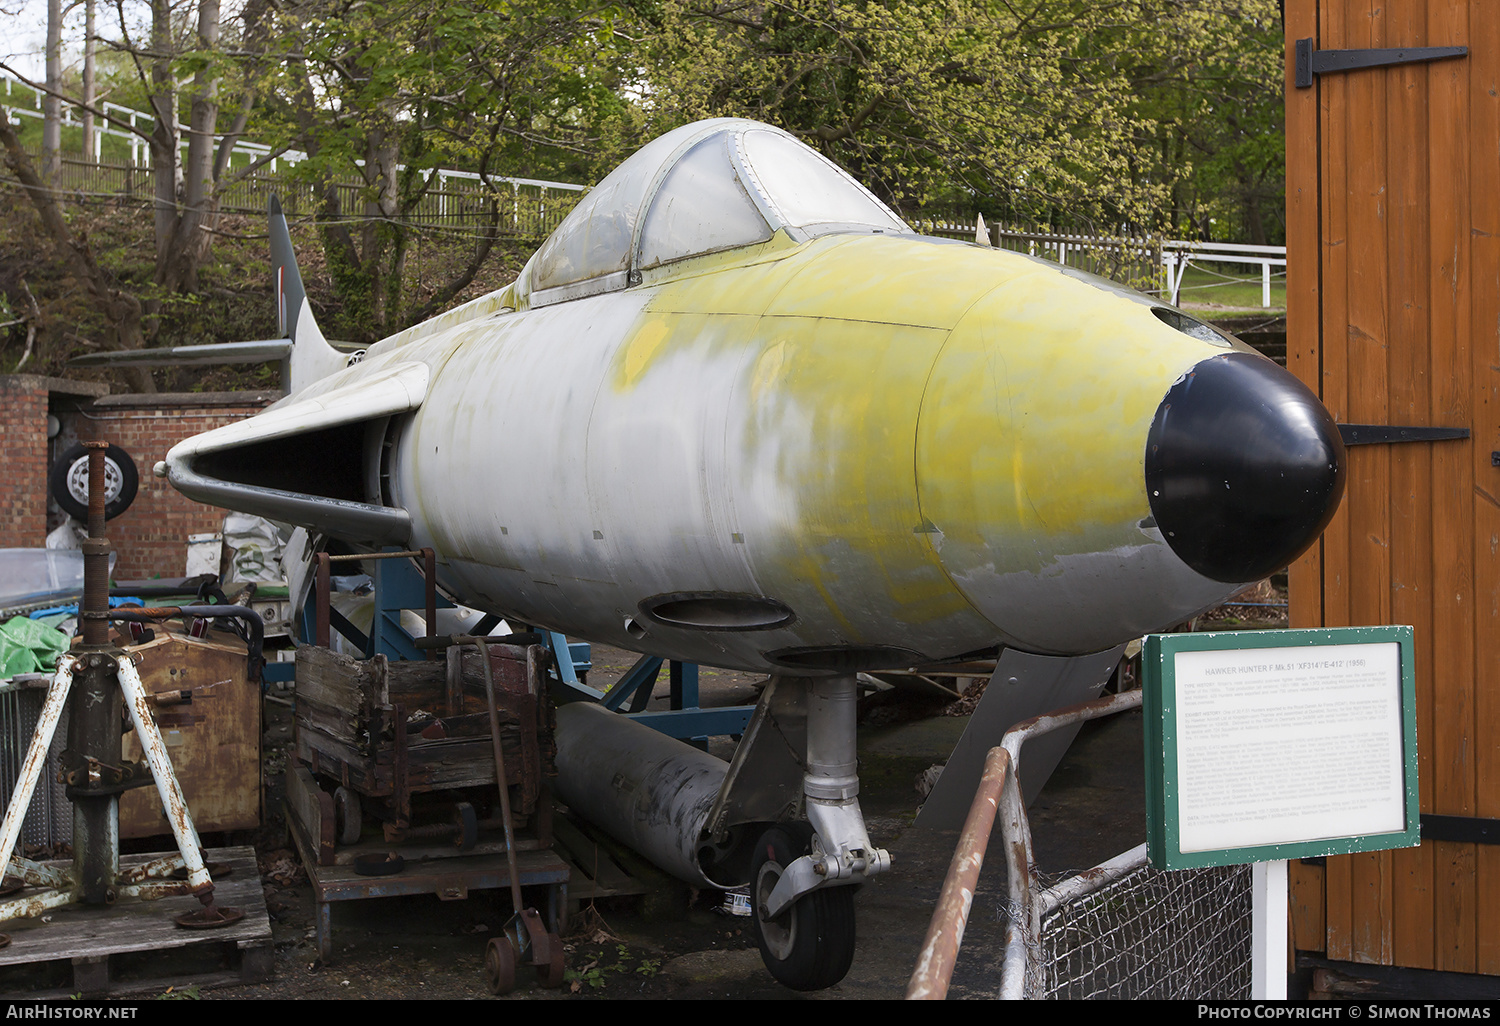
{"left": 0, "top": 0, "right": 288, "bottom": 388}
{"left": 259, "top": 0, "right": 638, "bottom": 342}
{"left": 1139, "top": 2, "right": 1284, "bottom": 243}
{"left": 631, "top": 0, "right": 1284, "bottom": 237}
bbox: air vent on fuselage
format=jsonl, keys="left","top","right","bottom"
{"left": 191, "top": 421, "right": 368, "bottom": 503}
{"left": 640, "top": 593, "right": 796, "bottom": 632}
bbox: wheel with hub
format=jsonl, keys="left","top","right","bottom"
{"left": 485, "top": 937, "right": 516, "bottom": 995}
{"left": 49, "top": 443, "right": 138, "bottom": 521}
{"left": 750, "top": 823, "right": 856, "bottom": 991}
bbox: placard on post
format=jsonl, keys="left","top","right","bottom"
{"left": 1143, "top": 626, "right": 1419, "bottom": 870}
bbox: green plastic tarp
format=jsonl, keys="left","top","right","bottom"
{"left": 0, "top": 616, "right": 69, "bottom": 678}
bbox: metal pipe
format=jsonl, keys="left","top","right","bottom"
{"left": 910, "top": 687, "right": 1145, "bottom": 1000}
{"left": 804, "top": 676, "right": 859, "bottom": 801}
{"left": 0, "top": 658, "right": 75, "bottom": 885}
{"left": 471, "top": 638, "right": 524, "bottom": 911}
{"left": 907, "top": 746, "right": 1010, "bottom": 1000}
{"left": 80, "top": 441, "right": 109, "bottom": 647}
{"left": 115, "top": 655, "right": 211, "bottom": 896}
{"left": 106, "top": 605, "right": 264, "bottom": 671}
{"left": 316, "top": 552, "right": 331, "bottom": 649}
{"left": 1036, "top": 843, "right": 1147, "bottom": 916}
{"left": 999, "top": 690, "right": 1143, "bottom": 999}
{"left": 74, "top": 445, "right": 120, "bottom": 905}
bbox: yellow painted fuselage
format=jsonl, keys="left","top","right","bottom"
{"left": 365, "top": 230, "right": 1241, "bottom": 669}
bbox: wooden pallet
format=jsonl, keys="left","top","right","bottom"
{"left": 551, "top": 814, "right": 649, "bottom": 908}
{"left": 0, "top": 846, "right": 272, "bottom": 998}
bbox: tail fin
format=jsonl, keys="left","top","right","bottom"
{"left": 269, "top": 195, "right": 351, "bottom": 392}
{"left": 72, "top": 196, "right": 352, "bottom": 392}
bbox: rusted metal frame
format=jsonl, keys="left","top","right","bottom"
{"left": 1035, "top": 843, "right": 1148, "bottom": 916}
{"left": 116, "top": 852, "right": 192, "bottom": 883}
{"left": 315, "top": 552, "right": 332, "bottom": 649}
{"left": 5, "top": 857, "right": 70, "bottom": 891}
{"left": 118, "top": 879, "right": 196, "bottom": 901}
{"left": 998, "top": 741, "right": 1037, "bottom": 1000}
{"left": 312, "top": 548, "right": 437, "bottom": 658}
{"left": 998, "top": 689, "right": 1144, "bottom": 999}
{"left": 0, "top": 884, "right": 78, "bottom": 921}
{"left": 114, "top": 654, "right": 213, "bottom": 897}
{"left": 471, "top": 637, "right": 526, "bottom": 912}
{"left": 0, "top": 656, "right": 77, "bottom": 893}
{"left": 907, "top": 745, "right": 1011, "bottom": 999}
{"left": 908, "top": 687, "right": 1144, "bottom": 1000}
{"left": 321, "top": 550, "right": 432, "bottom": 562}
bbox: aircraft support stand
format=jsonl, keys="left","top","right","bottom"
{"left": 0, "top": 442, "right": 243, "bottom": 941}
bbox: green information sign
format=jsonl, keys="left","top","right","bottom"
{"left": 1143, "top": 626, "right": 1419, "bottom": 870}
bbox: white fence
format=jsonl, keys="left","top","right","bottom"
{"left": 924, "top": 215, "right": 1287, "bottom": 308}
{"left": 1, "top": 73, "right": 587, "bottom": 234}
{"left": 1161, "top": 240, "right": 1287, "bottom": 309}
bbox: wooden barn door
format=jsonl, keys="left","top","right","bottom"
{"left": 1285, "top": 0, "right": 1500, "bottom": 973}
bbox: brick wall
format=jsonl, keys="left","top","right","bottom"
{"left": 0, "top": 376, "right": 110, "bottom": 550}
{"left": 60, "top": 391, "right": 282, "bottom": 580}
{"left": 0, "top": 377, "right": 51, "bottom": 549}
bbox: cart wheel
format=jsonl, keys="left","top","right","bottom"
{"left": 485, "top": 937, "right": 517, "bottom": 995}
{"left": 535, "top": 932, "right": 566, "bottom": 989}
{"left": 334, "top": 787, "right": 362, "bottom": 846}
{"left": 750, "top": 823, "right": 856, "bottom": 991}
{"left": 453, "top": 801, "right": 478, "bottom": 851}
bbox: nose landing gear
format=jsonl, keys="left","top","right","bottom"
{"left": 750, "top": 822, "right": 857, "bottom": 991}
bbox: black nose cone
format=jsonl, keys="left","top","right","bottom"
{"left": 1145, "top": 352, "right": 1345, "bottom": 583}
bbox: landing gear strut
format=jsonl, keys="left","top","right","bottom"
{"left": 746, "top": 674, "right": 888, "bottom": 990}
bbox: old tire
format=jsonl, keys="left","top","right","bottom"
{"left": 750, "top": 823, "right": 856, "bottom": 991}
{"left": 486, "top": 937, "right": 517, "bottom": 995}
{"left": 50, "top": 443, "right": 138, "bottom": 521}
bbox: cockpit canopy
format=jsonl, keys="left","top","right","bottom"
{"left": 525, "top": 119, "right": 912, "bottom": 306}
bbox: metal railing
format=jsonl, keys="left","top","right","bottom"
{"left": 919, "top": 218, "right": 1165, "bottom": 292}
{"left": 908, "top": 687, "right": 1252, "bottom": 1000}
{"left": 1161, "top": 239, "right": 1287, "bottom": 309}
{"left": 919, "top": 215, "right": 1288, "bottom": 308}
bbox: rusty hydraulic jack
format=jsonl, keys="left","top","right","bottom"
{"left": 0, "top": 441, "right": 243, "bottom": 944}
{"left": 456, "top": 636, "right": 566, "bottom": 994}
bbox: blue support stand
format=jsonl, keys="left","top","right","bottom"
{"left": 588, "top": 651, "right": 753, "bottom": 743}
{"left": 302, "top": 548, "right": 454, "bottom": 660}
{"left": 369, "top": 555, "right": 450, "bottom": 661}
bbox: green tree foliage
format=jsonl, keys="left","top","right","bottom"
{"left": 257, "top": 0, "right": 641, "bottom": 342}
{"left": 630, "top": 0, "right": 1283, "bottom": 240}
{"left": 1133, "top": 2, "right": 1285, "bottom": 243}
{"left": 2, "top": 0, "right": 1286, "bottom": 385}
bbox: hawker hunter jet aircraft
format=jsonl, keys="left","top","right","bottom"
{"left": 111, "top": 118, "right": 1344, "bottom": 989}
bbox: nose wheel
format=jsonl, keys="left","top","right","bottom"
{"left": 750, "top": 823, "right": 856, "bottom": 991}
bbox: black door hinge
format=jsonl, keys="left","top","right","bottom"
{"left": 1421, "top": 815, "right": 1500, "bottom": 846}
{"left": 1295, "top": 38, "right": 1467, "bottom": 88}
{"left": 1337, "top": 424, "right": 1470, "bottom": 446}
